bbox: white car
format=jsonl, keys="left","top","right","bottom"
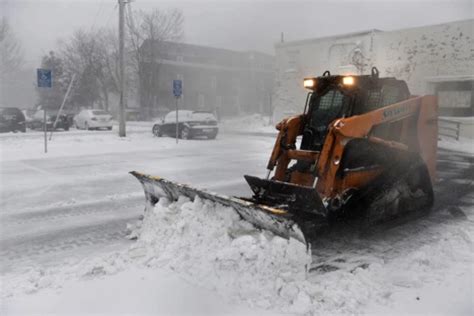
{"left": 74, "top": 109, "right": 113, "bottom": 130}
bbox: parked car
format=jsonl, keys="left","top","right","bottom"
{"left": 152, "top": 110, "right": 218, "bottom": 139}
{"left": 29, "top": 110, "right": 70, "bottom": 131}
{"left": 22, "top": 109, "right": 35, "bottom": 126}
{"left": 0, "top": 107, "right": 26, "bottom": 133}
{"left": 74, "top": 109, "right": 113, "bottom": 130}
{"left": 62, "top": 110, "right": 77, "bottom": 128}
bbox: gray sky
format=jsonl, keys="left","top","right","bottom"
{"left": 2, "top": 0, "right": 473, "bottom": 68}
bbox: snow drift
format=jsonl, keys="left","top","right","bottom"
{"left": 128, "top": 195, "right": 313, "bottom": 311}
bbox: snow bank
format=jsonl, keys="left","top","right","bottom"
{"left": 3, "top": 194, "right": 473, "bottom": 315}
{"left": 131, "top": 196, "right": 474, "bottom": 315}
{"left": 2, "top": 195, "right": 313, "bottom": 314}
{"left": 129, "top": 196, "right": 312, "bottom": 312}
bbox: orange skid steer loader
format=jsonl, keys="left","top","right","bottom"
{"left": 132, "top": 67, "right": 438, "bottom": 245}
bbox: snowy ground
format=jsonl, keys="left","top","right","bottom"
{"left": 0, "top": 127, "right": 473, "bottom": 315}
{"left": 220, "top": 114, "right": 277, "bottom": 135}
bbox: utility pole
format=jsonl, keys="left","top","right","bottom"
{"left": 118, "top": 0, "right": 126, "bottom": 137}
{"left": 268, "top": 92, "right": 273, "bottom": 125}
{"left": 50, "top": 74, "right": 76, "bottom": 140}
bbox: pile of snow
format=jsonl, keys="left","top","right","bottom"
{"left": 129, "top": 196, "right": 313, "bottom": 312}
{"left": 2, "top": 195, "right": 313, "bottom": 314}
{"left": 106, "top": 195, "right": 474, "bottom": 314}
{"left": 3, "top": 193, "right": 473, "bottom": 314}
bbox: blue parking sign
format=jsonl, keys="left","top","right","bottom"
{"left": 37, "top": 69, "right": 52, "bottom": 88}
{"left": 173, "top": 80, "right": 182, "bottom": 97}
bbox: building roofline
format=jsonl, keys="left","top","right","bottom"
{"left": 425, "top": 74, "right": 474, "bottom": 83}
{"left": 144, "top": 39, "right": 274, "bottom": 58}
{"left": 275, "top": 29, "right": 382, "bottom": 48}
{"left": 386, "top": 18, "right": 474, "bottom": 35}
{"left": 275, "top": 18, "right": 474, "bottom": 49}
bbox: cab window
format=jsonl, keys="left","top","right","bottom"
{"left": 309, "top": 90, "right": 346, "bottom": 130}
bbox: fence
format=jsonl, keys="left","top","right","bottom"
{"left": 438, "top": 118, "right": 461, "bottom": 140}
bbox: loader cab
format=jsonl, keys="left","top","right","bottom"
{"left": 300, "top": 68, "right": 410, "bottom": 151}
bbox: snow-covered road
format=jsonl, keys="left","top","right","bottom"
{"left": 0, "top": 131, "right": 274, "bottom": 274}
{"left": 0, "top": 129, "right": 473, "bottom": 314}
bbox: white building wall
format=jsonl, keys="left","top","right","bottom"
{"left": 374, "top": 19, "right": 474, "bottom": 95}
{"left": 274, "top": 20, "right": 474, "bottom": 120}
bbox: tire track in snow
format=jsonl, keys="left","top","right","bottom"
{"left": 0, "top": 216, "right": 138, "bottom": 273}
{"left": 1, "top": 193, "right": 143, "bottom": 226}
{"left": 0, "top": 178, "right": 248, "bottom": 273}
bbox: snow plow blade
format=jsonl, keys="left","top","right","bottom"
{"left": 130, "top": 171, "right": 306, "bottom": 244}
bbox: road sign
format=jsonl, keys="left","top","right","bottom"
{"left": 173, "top": 79, "right": 182, "bottom": 97}
{"left": 37, "top": 69, "right": 52, "bottom": 88}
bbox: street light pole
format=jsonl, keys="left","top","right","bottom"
{"left": 118, "top": 0, "right": 126, "bottom": 137}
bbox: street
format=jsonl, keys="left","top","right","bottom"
{"left": 0, "top": 130, "right": 473, "bottom": 314}
{"left": 0, "top": 131, "right": 274, "bottom": 273}
{"left": 1, "top": 130, "right": 472, "bottom": 274}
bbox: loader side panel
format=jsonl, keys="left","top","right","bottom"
{"left": 417, "top": 95, "right": 438, "bottom": 183}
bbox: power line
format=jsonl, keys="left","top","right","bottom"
{"left": 90, "top": 0, "right": 105, "bottom": 31}
{"left": 105, "top": 2, "right": 119, "bottom": 28}
{"left": 126, "top": 1, "right": 136, "bottom": 33}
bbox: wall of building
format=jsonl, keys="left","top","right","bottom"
{"left": 139, "top": 41, "right": 274, "bottom": 119}
{"left": 374, "top": 19, "right": 474, "bottom": 95}
{"left": 274, "top": 19, "right": 474, "bottom": 119}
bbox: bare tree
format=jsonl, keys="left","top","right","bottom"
{"left": 54, "top": 7, "right": 183, "bottom": 116}
{"left": 0, "top": 17, "right": 23, "bottom": 76}
{"left": 59, "top": 29, "right": 119, "bottom": 111}
{"left": 126, "top": 7, "right": 184, "bottom": 118}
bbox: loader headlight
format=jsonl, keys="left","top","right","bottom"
{"left": 342, "top": 76, "right": 355, "bottom": 86}
{"left": 303, "top": 78, "right": 316, "bottom": 89}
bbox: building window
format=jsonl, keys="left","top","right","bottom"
{"left": 177, "top": 55, "right": 183, "bottom": 62}
{"left": 232, "top": 77, "right": 240, "bottom": 92}
{"left": 211, "top": 76, "right": 217, "bottom": 90}
{"left": 198, "top": 93, "right": 205, "bottom": 109}
{"left": 234, "top": 95, "right": 240, "bottom": 113}
{"left": 287, "top": 49, "right": 300, "bottom": 69}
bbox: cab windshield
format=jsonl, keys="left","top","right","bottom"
{"left": 308, "top": 89, "right": 345, "bottom": 130}
{"left": 301, "top": 89, "right": 347, "bottom": 150}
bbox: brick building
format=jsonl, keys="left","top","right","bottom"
{"left": 138, "top": 41, "right": 274, "bottom": 119}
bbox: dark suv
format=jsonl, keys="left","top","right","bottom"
{"left": 0, "top": 107, "right": 26, "bottom": 133}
